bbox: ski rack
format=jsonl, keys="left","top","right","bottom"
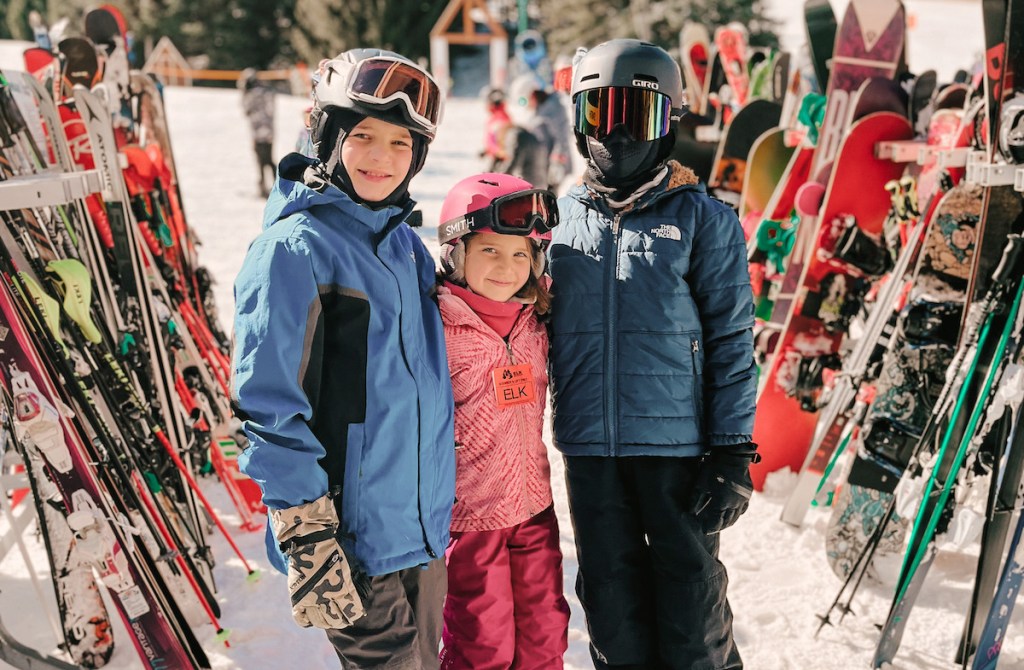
{"left": 874, "top": 141, "right": 971, "bottom": 169}
{"left": 0, "top": 171, "right": 101, "bottom": 211}
{"left": 875, "top": 139, "right": 923, "bottom": 163}
{"left": 0, "top": 450, "right": 32, "bottom": 564}
{"left": 0, "top": 614, "right": 79, "bottom": 670}
{"left": 965, "top": 150, "right": 1024, "bottom": 192}
{"left": 935, "top": 147, "right": 970, "bottom": 169}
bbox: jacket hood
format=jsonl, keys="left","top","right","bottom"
{"left": 568, "top": 159, "right": 701, "bottom": 213}
{"left": 263, "top": 153, "right": 414, "bottom": 234}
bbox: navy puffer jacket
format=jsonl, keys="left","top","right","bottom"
{"left": 548, "top": 161, "right": 756, "bottom": 457}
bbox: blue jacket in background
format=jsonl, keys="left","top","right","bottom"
{"left": 232, "top": 154, "right": 455, "bottom": 576}
{"left": 547, "top": 161, "right": 757, "bottom": 457}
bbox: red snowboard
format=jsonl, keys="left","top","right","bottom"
{"left": 750, "top": 111, "right": 913, "bottom": 489}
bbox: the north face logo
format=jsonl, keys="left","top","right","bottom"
{"left": 651, "top": 224, "right": 681, "bottom": 240}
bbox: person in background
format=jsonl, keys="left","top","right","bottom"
{"left": 547, "top": 39, "right": 759, "bottom": 670}
{"left": 232, "top": 49, "right": 454, "bottom": 669}
{"left": 435, "top": 173, "right": 569, "bottom": 670}
{"left": 481, "top": 88, "right": 512, "bottom": 171}
{"left": 509, "top": 29, "right": 553, "bottom": 87}
{"left": 295, "top": 104, "right": 314, "bottom": 156}
{"left": 507, "top": 74, "right": 573, "bottom": 193}
{"left": 238, "top": 67, "right": 276, "bottom": 197}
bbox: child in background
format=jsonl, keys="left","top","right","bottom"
{"left": 435, "top": 173, "right": 570, "bottom": 669}
{"left": 294, "top": 104, "right": 313, "bottom": 156}
{"left": 482, "top": 88, "right": 511, "bottom": 171}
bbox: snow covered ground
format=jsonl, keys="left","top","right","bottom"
{"left": 0, "top": 3, "right": 1016, "bottom": 668}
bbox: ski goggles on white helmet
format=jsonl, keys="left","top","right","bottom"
{"left": 439, "top": 190, "right": 559, "bottom": 245}
{"left": 573, "top": 86, "right": 673, "bottom": 142}
{"left": 316, "top": 56, "right": 442, "bottom": 138}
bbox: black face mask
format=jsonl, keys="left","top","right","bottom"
{"left": 584, "top": 125, "right": 662, "bottom": 190}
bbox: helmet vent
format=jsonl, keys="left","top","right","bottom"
{"left": 479, "top": 179, "right": 499, "bottom": 186}
{"left": 580, "top": 73, "right": 600, "bottom": 82}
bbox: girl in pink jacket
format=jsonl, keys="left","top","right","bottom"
{"left": 436, "top": 173, "right": 570, "bottom": 669}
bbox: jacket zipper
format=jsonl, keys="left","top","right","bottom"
{"left": 605, "top": 212, "right": 622, "bottom": 456}
{"left": 691, "top": 338, "right": 704, "bottom": 434}
{"left": 377, "top": 242, "right": 436, "bottom": 559}
{"left": 505, "top": 340, "right": 535, "bottom": 516}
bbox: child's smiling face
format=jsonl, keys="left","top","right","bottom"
{"left": 463, "top": 233, "right": 534, "bottom": 303}
{"left": 341, "top": 116, "right": 413, "bottom": 203}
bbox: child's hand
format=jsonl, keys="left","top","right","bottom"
{"left": 270, "top": 494, "right": 369, "bottom": 629}
{"left": 687, "top": 443, "right": 760, "bottom": 534}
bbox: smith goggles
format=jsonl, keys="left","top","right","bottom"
{"left": 573, "top": 86, "right": 673, "bottom": 142}
{"left": 439, "top": 189, "right": 559, "bottom": 245}
{"left": 317, "top": 56, "right": 442, "bottom": 136}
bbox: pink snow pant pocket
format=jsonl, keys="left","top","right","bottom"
{"left": 440, "top": 506, "right": 570, "bottom": 670}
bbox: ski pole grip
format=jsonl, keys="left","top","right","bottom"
{"left": 993, "top": 234, "right": 1024, "bottom": 285}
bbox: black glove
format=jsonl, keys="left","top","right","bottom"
{"left": 688, "top": 443, "right": 761, "bottom": 535}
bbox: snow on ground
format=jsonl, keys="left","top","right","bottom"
{"left": 0, "top": 4, "right": 1014, "bottom": 668}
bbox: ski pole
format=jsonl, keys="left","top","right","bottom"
{"left": 895, "top": 236, "right": 1024, "bottom": 594}
{"left": 153, "top": 427, "right": 259, "bottom": 578}
{"left": 131, "top": 471, "right": 231, "bottom": 645}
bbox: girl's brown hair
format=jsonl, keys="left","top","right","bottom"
{"left": 515, "top": 241, "right": 552, "bottom": 316}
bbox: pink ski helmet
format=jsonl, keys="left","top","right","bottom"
{"left": 438, "top": 172, "right": 559, "bottom": 282}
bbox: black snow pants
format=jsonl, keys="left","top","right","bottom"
{"left": 563, "top": 455, "right": 742, "bottom": 670}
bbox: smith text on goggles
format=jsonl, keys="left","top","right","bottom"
{"left": 439, "top": 190, "right": 559, "bottom": 245}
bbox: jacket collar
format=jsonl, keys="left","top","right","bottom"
{"left": 437, "top": 285, "right": 535, "bottom": 340}
{"left": 567, "top": 160, "right": 702, "bottom": 214}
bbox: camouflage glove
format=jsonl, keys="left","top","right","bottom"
{"left": 688, "top": 443, "right": 761, "bottom": 535}
{"left": 269, "top": 494, "right": 368, "bottom": 629}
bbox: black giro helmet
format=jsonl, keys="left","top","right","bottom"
{"left": 571, "top": 39, "right": 686, "bottom": 115}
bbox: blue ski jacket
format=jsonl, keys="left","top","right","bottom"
{"left": 232, "top": 154, "right": 455, "bottom": 576}
{"left": 547, "top": 161, "right": 756, "bottom": 457}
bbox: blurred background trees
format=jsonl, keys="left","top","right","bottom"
{"left": 0, "top": 0, "right": 778, "bottom": 77}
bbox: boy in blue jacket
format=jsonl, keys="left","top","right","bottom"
{"left": 232, "top": 49, "right": 454, "bottom": 668}
{"left": 547, "top": 40, "right": 759, "bottom": 669}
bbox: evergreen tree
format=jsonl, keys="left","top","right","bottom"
{"left": 289, "top": 0, "right": 445, "bottom": 67}
{"left": 143, "top": 0, "right": 295, "bottom": 70}
{"left": 2, "top": 0, "right": 51, "bottom": 41}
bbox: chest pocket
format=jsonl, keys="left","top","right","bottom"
{"left": 618, "top": 217, "right": 692, "bottom": 292}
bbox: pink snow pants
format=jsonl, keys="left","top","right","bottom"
{"left": 440, "top": 506, "right": 569, "bottom": 670}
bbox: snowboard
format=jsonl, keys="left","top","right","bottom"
{"left": 714, "top": 24, "right": 750, "bottom": 110}
{"left": 708, "top": 99, "right": 782, "bottom": 210}
{"left": 813, "top": 0, "right": 907, "bottom": 176}
{"left": 749, "top": 111, "right": 913, "bottom": 490}
{"left": 738, "top": 127, "right": 796, "bottom": 234}
{"left": 680, "top": 22, "right": 710, "bottom": 114}
{"left": 824, "top": 181, "right": 983, "bottom": 578}
{"left": 804, "top": 0, "right": 838, "bottom": 92}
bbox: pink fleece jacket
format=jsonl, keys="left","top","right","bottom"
{"left": 437, "top": 285, "right": 553, "bottom": 533}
